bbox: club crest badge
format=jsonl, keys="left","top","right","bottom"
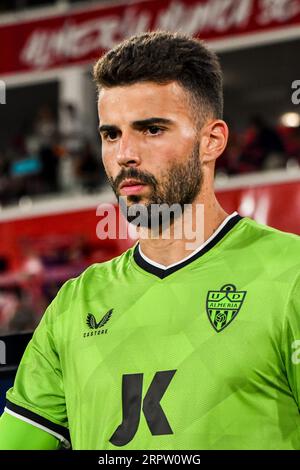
{"left": 206, "top": 284, "right": 246, "bottom": 332}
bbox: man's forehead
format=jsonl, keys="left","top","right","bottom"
{"left": 97, "top": 81, "right": 190, "bottom": 120}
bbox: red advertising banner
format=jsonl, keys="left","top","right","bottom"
{"left": 217, "top": 180, "right": 300, "bottom": 235}
{"left": 0, "top": 0, "right": 300, "bottom": 75}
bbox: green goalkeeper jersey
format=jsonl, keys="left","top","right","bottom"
{"left": 4, "top": 212, "right": 300, "bottom": 450}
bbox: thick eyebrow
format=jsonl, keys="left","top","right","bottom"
{"left": 98, "top": 117, "right": 175, "bottom": 134}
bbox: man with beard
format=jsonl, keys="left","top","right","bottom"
{"left": 0, "top": 31, "right": 299, "bottom": 451}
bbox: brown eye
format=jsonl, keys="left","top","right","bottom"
{"left": 147, "top": 126, "right": 163, "bottom": 135}
{"left": 104, "top": 130, "right": 118, "bottom": 141}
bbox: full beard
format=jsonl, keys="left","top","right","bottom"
{"left": 108, "top": 141, "right": 203, "bottom": 229}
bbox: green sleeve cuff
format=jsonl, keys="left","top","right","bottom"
{"left": 0, "top": 412, "right": 61, "bottom": 450}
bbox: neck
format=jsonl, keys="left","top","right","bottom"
{"left": 137, "top": 191, "right": 229, "bottom": 267}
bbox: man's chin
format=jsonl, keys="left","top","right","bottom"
{"left": 119, "top": 198, "right": 147, "bottom": 218}
{"left": 122, "top": 202, "right": 179, "bottom": 231}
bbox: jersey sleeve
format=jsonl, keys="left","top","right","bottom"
{"left": 0, "top": 411, "right": 60, "bottom": 450}
{"left": 4, "top": 296, "right": 71, "bottom": 449}
{"left": 281, "top": 274, "right": 300, "bottom": 409}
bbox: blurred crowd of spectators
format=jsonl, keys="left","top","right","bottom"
{"left": 0, "top": 103, "right": 106, "bottom": 207}
{"left": 0, "top": 235, "right": 87, "bottom": 334}
{"left": 0, "top": 232, "right": 122, "bottom": 334}
{"left": 1, "top": 108, "right": 300, "bottom": 208}
{"left": 0, "top": 237, "right": 104, "bottom": 334}
{"left": 216, "top": 115, "right": 300, "bottom": 175}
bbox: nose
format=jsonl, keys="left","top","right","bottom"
{"left": 116, "top": 133, "right": 141, "bottom": 168}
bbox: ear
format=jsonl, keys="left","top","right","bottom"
{"left": 200, "top": 120, "right": 229, "bottom": 164}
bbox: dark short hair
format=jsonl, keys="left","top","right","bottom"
{"left": 93, "top": 30, "right": 223, "bottom": 126}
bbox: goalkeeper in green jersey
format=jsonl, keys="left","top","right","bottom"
{"left": 0, "top": 31, "right": 299, "bottom": 450}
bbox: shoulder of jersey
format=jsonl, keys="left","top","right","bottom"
{"left": 242, "top": 216, "right": 300, "bottom": 264}
{"left": 58, "top": 244, "right": 135, "bottom": 292}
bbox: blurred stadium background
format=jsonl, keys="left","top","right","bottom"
{"left": 0, "top": 0, "right": 300, "bottom": 411}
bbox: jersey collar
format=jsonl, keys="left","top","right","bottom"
{"left": 133, "top": 212, "right": 243, "bottom": 279}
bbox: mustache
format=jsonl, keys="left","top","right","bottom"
{"left": 112, "top": 168, "right": 158, "bottom": 191}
